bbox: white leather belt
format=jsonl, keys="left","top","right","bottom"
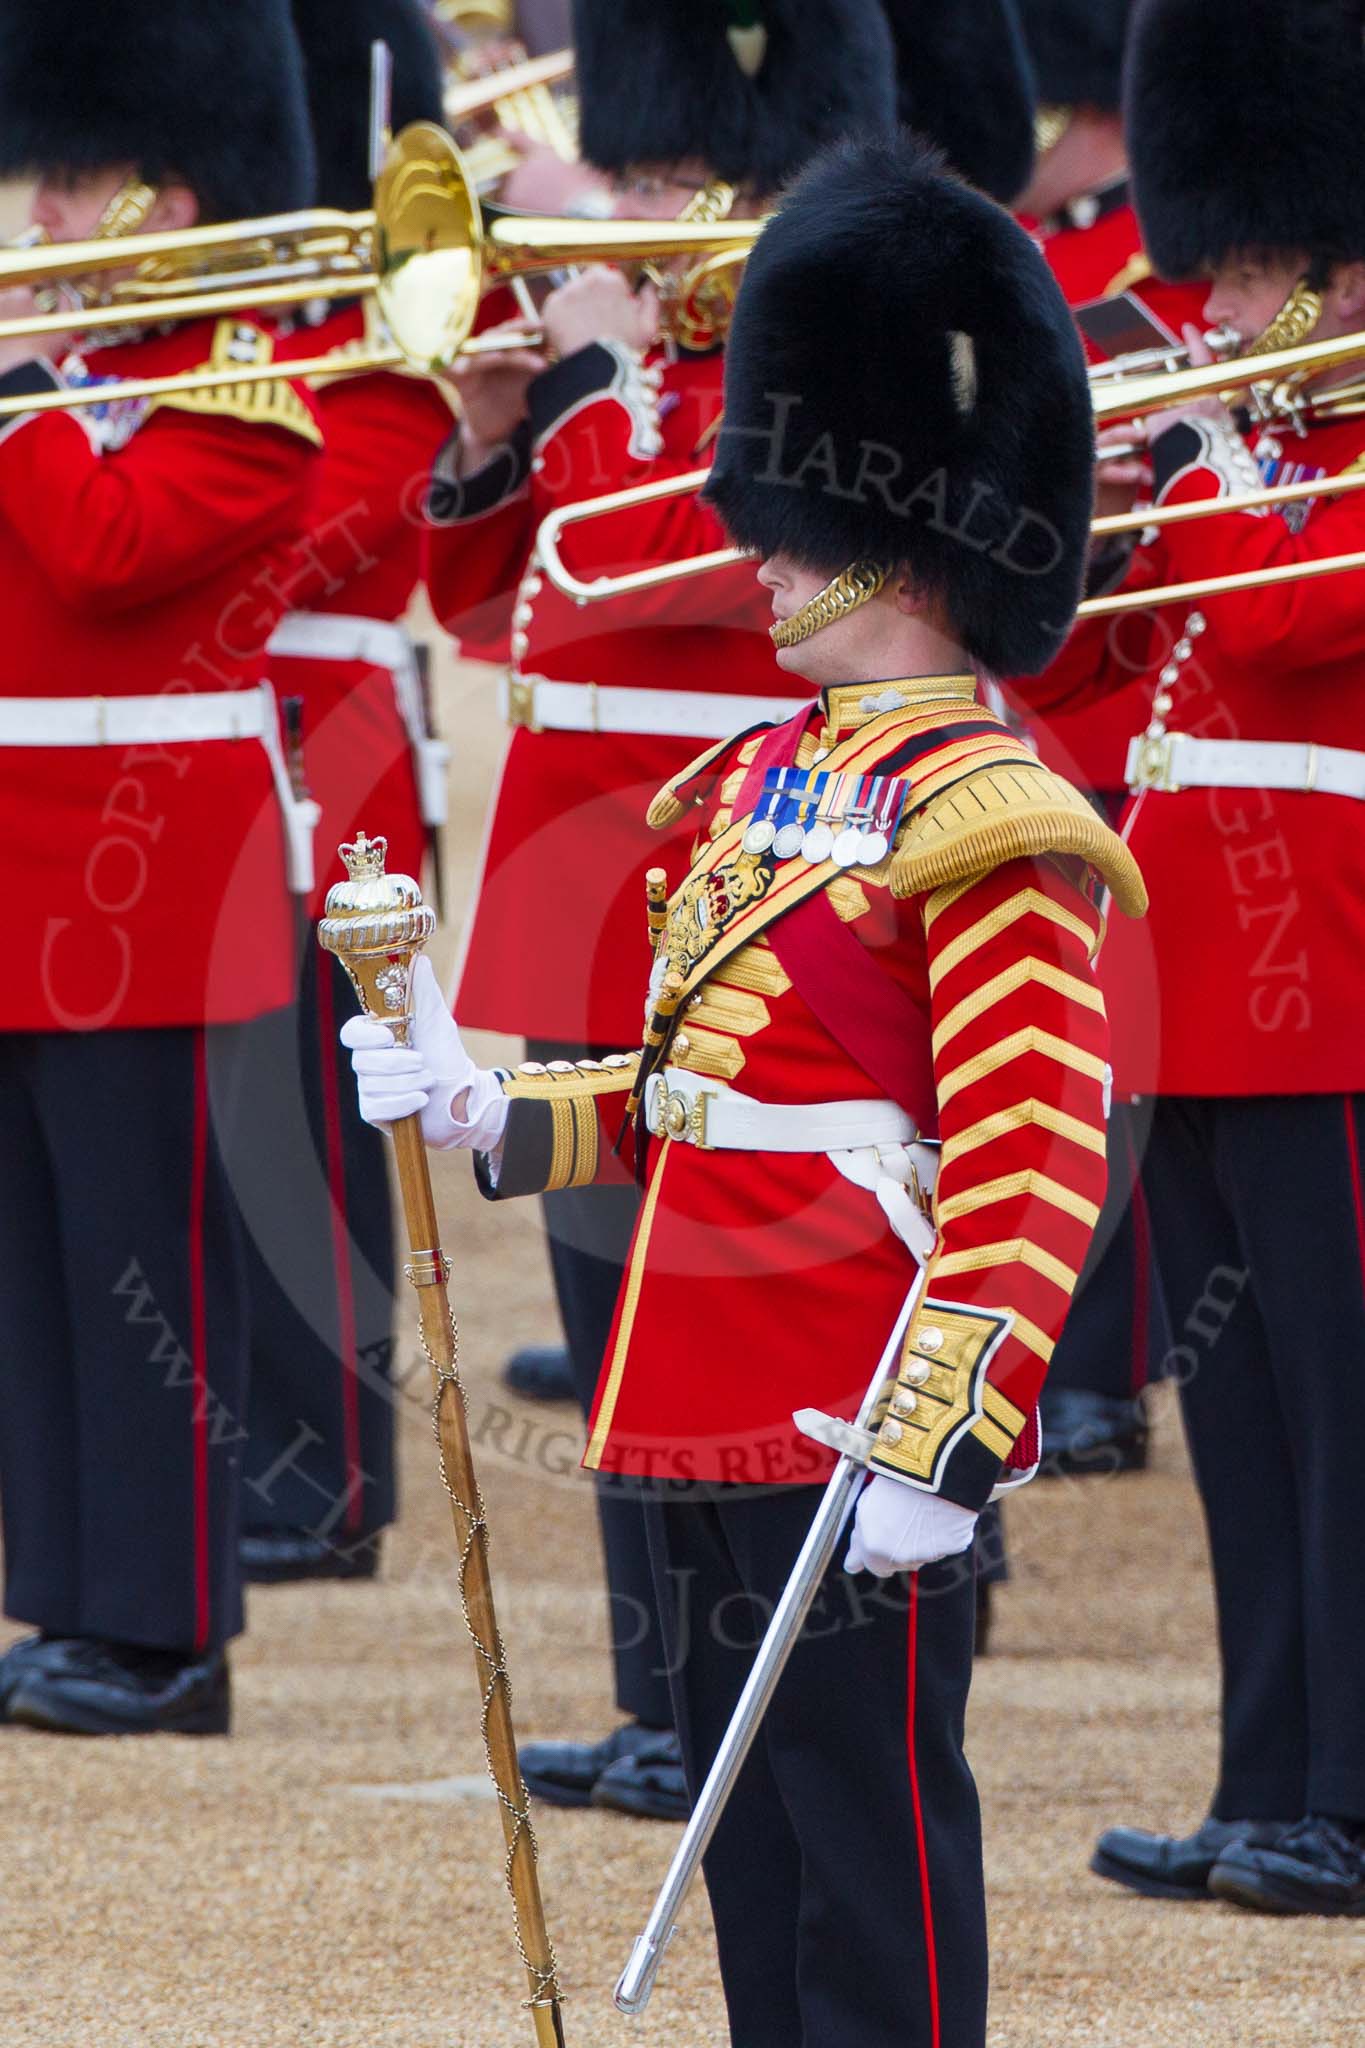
{"left": 267, "top": 610, "right": 450, "bottom": 829}
{"left": 0, "top": 684, "right": 319, "bottom": 895}
{"left": 502, "top": 672, "right": 807, "bottom": 739}
{"left": 1127, "top": 731, "right": 1365, "bottom": 799}
{"left": 0, "top": 688, "right": 270, "bottom": 747}
{"left": 644, "top": 1068, "right": 916, "bottom": 1153}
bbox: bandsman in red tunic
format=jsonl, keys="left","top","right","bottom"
{"left": 234, "top": 0, "right": 457, "bottom": 1589}
{"left": 0, "top": 2, "right": 324, "bottom": 1735}
{"left": 1022, "top": 0, "right": 1365, "bottom": 1915}
{"left": 425, "top": 0, "right": 901, "bottom": 1821}
{"left": 345, "top": 131, "right": 1145, "bottom": 2045}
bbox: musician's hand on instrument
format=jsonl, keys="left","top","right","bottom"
{"left": 449, "top": 323, "right": 548, "bottom": 470}
{"left": 542, "top": 265, "right": 660, "bottom": 361}
{"left": 1147, "top": 321, "right": 1234, "bottom": 441}
{"left": 1093, "top": 422, "right": 1150, "bottom": 518}
{"left": 844, "top": 1475, "right": 978, "bottom": 1576}
{"left": 340, "top": 956, "right": 509, "bottom": 1154}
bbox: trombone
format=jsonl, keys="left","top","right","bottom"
{"left": 534, "top": 324, "right": 1365, "bottom": 616}
{"left": 0, "top": 123, "right": 763, "bottom": 418}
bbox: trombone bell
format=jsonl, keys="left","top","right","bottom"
{"left": 374, "top": 122, "right": 485, "bottom": 373}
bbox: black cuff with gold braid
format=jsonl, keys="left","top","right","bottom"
{"left": 867, "top": 1298, "right": 1021, "bottom": 1511}
{"left": 475, "top": 1053, "right": 640, "bottom": 1201}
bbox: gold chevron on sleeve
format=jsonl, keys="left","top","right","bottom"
{"left": 938, "top": 1097, "right": 1107, "bottom": 1174}
{"left": 971, "top": 1415, "right": 1015, "bottom": 1461}
{"left": 928, "top": 888, "right": 1100, "bottom": 991}
{"left": 935, "top": 1168, "right": 1101, "bottom": 1229}
{"left": 936, "top": 1027, "right": 1109, "bottom": 1111}
{"left": 931, "top": 956, "right": 1105, "bottom": 1056}
{"left": 934, "top": 1237, "right": 1080, "bottom": 1296}
{"left": 1011, "top": 1310, "right": 1057, "bottom": 1365}
{"left": 982, "top": 1379, "right": 1027, "bottom": 1435}
{"left": 923, "top": 876, "right": 979, "bottom": 930}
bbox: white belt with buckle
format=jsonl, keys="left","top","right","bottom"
{"left": 0, "top": 683, "right": 320, "bottom": 895}
{"left": 502, "top": 672, "right": 808, "bottom": 739}
{"left": 0, "top": 687, "right": 271, "bottom": 748}
{"left": 644, "top": 1068, "right": 938, "bottom": 1259}
{"left": 1127, "top": 731, "right": 1365, "bottom": 798}
{"left": 267, "top": 609, "right": 450, "bottom": 829}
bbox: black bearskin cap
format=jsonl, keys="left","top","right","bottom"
{"left": 1016, "top": 0, "right": 1131, "bottom": 109}
{"left": 292, "top": 0, "right": 444, "bottom": 214}
{"left": 0, "top": 1, "right": 314, "bottom": 222}
{"left": 883, "top": 0, "right": 1037, "bottom": 204}
{"left": 1127, "top": 0, "right": 1365, "bottom": 278}
{"left": 704, "top": 134, "right": 1095, "bottom": 676}
{"left": 572, "top": 0, "right": 898, "bottom": 192}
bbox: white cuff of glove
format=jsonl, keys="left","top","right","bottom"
{"left": 339, "top": 954, "right": 509, "bottom": 1154}
{"left": 844, "top": 1474, "right": 978, "bottom": 1577}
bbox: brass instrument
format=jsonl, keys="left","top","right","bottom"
{"left": 0, "top": 123, "right": 761, "bottom": 417}
{"left": 1087, "top": 324, "right": 1239, "bottom": 384}
{"left": 535, "top": 323, "right": 1365, "bottom": 609}
{"left": 444, "top": 49, "right": 577, "bottom": 189}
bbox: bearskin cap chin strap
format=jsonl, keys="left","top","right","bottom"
{"left": 769, "top": 560, "right": 890, "bottom": 650}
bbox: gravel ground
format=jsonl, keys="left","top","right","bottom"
{"left": 1, "top": 642, "right": 1358, "bottom": 2046}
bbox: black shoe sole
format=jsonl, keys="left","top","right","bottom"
{"left": 1209, "top": 1866, "right": 1365, "bottom": 1916}
{"left": 520, "top": 1774, "right": 598, "bottom": 1809}
{"left": 240, "top": 1554, "right": 379, "bottom": 1585}
{"left": 1090, "top": 1849, "right": 1211, "bottom": 1900}
{"left": 8, "top": 1684, "right": 229, "bottom": 1737}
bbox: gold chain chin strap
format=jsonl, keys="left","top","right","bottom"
{"left": 419, "top": 1291, "right": 563, "bottom": 2015}
{"left": 1033, "top": 104, "right": 1073, "bottom": 158}
{"left": 1246, "top": 280, "right": 1324, "bottom": 357}
{"left": 770, "top": 560, "right": 891, "bottom": 650}
{"left": 93, "top": 177, "right": 159, "bottom": 243}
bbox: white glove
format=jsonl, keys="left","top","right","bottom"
{"left": 844, "top": 1475, "right": 978, "bottom": 1577}
{"left": 338, "top": 954, "right": 509, "bottom": 1154}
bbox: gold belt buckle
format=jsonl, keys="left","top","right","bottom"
{"left": 505, "top": 671, "right": 541, "bottom": 732}
{"left": 661, "top": 1086, "right": 714, "bottom": 1149}
{"left": 1131, "top": 732, "right": 1182, "bottom": 793}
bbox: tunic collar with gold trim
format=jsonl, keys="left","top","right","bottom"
{"left": 818, "top": 674, "right": 978, "bottom": 743}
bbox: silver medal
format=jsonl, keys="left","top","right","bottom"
{"left": 857, "top": 830, "right": 890, "bottom": 866}
{"left": 802, "top": 822, "right": 834, "bottom": 863}
{"left": 832, "top": 826, "right": 863, "bottom": 868}
{"left": 742, "top": 818, "right": 777, "bottom": 854}
{"left": 772, "top": 822, "right": 805, "bottom": 859}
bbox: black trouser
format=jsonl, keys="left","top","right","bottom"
{"left": 1145, "top": 1092, "right": 1365, "bottom": 1823}
{"left": 531, "top": 1040, "right": 672, "bottom": 1730}
{"left": 0, "top": 1026, "right": 250, "bottom": 1652}
{"left": 1046, "top": 1100, "right": 1164, "bottom": 1402}
{"left": 649, "top": 1487, "right": 985, "bottom": 2048}
{"left": 232, "top": 946, "right": 397, "bottom": 1547}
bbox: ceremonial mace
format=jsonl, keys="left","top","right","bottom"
{"left": 319, "top": 833, "right": 566, "bottom": 2048}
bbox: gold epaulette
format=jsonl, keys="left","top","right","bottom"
{"left": 890, "top": 758, "right": 1148, "bottom": 917}
{"left": 148, "top": 319, "right": 323, "bottom": 447}
{"left": 1104, "top": 252, "right": 1153, "bottom": 297}
{"left": 646, "top": 732, "right": 744, "bottom": 830}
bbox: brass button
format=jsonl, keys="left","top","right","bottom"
{"left": 673, "top": 1032, "right": 692, "bottom": 1058}
{"left": 878, "top": 1420, "right": 904, "bottom": 1448}
{"left": 663, "top": 1094, "right": 690, "bottom": 1140}
{"left": 546, "top": 1060, "right": 576, "bottom": 1074}
{"left": 518, "top": 1061, "right": 549, "bottom": 1076}
{"left": 904, "top": 1360, "right": 931, "bottom": 1388}
{"left": 917, "top": 1326, "right": 944, "bottom": 1353}
{"left": 892, "top": 1389, "right": 918, "bottom": 1417}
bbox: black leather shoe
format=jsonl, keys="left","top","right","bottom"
{"left": 520, "top": 1720, "right": 669, "bottom": 1807}
{"left": 0, "top": 1635, "right": 88, "bottom": 1717}
{"left": 8, "top": 1641, "right": 230, "bottom": 1736}
{"left": 591, "top": 1730, "right": 691, "bottom": 1822}
{"left": 502, "top": 1345, "right": 577, "bottom": 1402}
{"left": 239, "top": 1528, "right": 380, "bottom": 1583}
{"left": 1040, "top": 1389, "right": 1149, "bottom": 1477}
{"left": 1092, "top": 1817, "right": 1287, "bottom": 1899}
{"left": 1210, "top": 1817, "right": 1365, "bottom": 1916}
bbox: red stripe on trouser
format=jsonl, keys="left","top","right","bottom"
{"left": 1343, "top": 1098, "right": 1365, "bottom": 1298}
{"left": 906, "top": 1574, "right": 943, "bottom": 2048}
{"left": 189, "top": 1032, "right": 211, "bottom": 1652}
{"left": 314, "top": 958, "right": 363, "bottom": 1533}
{"left": 1126, "top": 1123, "right": 1152, "bottom": 1398}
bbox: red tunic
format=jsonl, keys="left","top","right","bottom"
{"left": 425, "top": 337, "right": 792, "bottom": 1045}
{"left": 271, "top": 305, "right": 458, "bottom": 915}
{"left": 482, "top": 684, "right": 1137, "bottom": 1500}
{"left": 1, "top": 317, "right": 323, "bottom": 1033}
{"left": 1024, "top": 409, "right": 1365, "bottom": 1098}
{"left": 1019, "top": 191, "right": 1206, "bottom": 799}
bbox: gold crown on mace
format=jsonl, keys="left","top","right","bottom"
{"left": 339, "top": 832, "right": 389, "bottom": 881}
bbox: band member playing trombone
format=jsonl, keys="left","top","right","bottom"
{"left": 0, "top": 1, "right": 323, "bottom": 1734}
{"left": 1023, "top": 0, "right": 1365, "bottom": 1915}
{"left": 235, "top": 0, "right": 458, "bottom": 1588}
{"left": 424, "top": 0, "right": 899, "bottom": 1823}
{"left": 345, "top": 129, "right": 1145, "bottom": 2044}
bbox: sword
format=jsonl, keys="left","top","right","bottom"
{"left": 613, "top": 1266, "right": 929, "bottom": 2017}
